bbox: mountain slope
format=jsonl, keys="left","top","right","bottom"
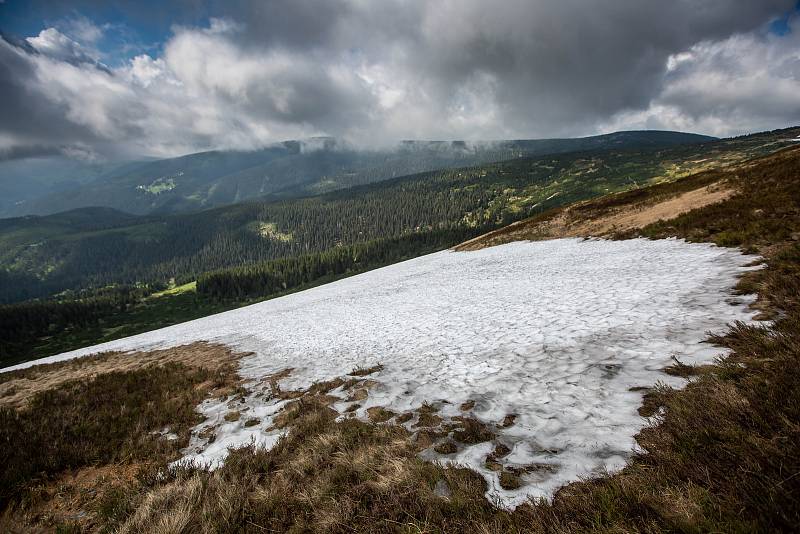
{"left": 4, "top": 131, "right": 714, "bottom": 217}
{"left": 0, "top": 127, "right": 796, "bottom": 304}
{"left": 1, "top": 131, "right": 799, "bottom": 533}
{"left": 458, "top": 143, "right": 800, "bottom": 250}
{"left": 0, "top": 157, "right": 150, "bottom": 217}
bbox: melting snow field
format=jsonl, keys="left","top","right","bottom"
{"left": 2, "top": 238, "right": 760, "bottom": 508}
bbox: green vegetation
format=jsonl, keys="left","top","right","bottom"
{"left": 249, "top": 221, "right": 293, "bottom": 242}
{"left": 148, "top": 280, "right": 196, "bottom": 298}
{"left": 0, "top": 287, "right": 235, "bottom": 368}
{"left": 0, "top": 291, "right": 137, "bottom": 365}
{"left": 197, "top": 227, "right": 478, "bottom": 300}
{"left": 136, "top": 177, "right": 177, "bottom": 195}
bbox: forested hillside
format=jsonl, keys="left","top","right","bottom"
{"left": 0, "top": 158, "right": 148, "bottom": 218}
{"left": 1, "top": 127, "right": 797, "bottom": 304}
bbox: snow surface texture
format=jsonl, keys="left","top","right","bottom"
{"left": 2, "top": 238, "right": 760, "bottom": 508}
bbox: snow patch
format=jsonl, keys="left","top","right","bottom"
{"left": 2, "top": 238, "right": 759, "bottom": 508}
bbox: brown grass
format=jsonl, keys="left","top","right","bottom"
{"left": 452, "top": 418, "right": 496, "bottom": 444}
{"left": 0, "top": 344, "right": 243, "bottom": 531}
{"left": 349, "top": 364, "right": 384, "bottom": 377}
{"left": 456, "top": 179, "right": 736, "bottom": 250}
{"left": 0, "top": 342, "right": 243, "bottom": 409}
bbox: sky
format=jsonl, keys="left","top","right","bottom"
{"left": 1, "top": 0, "right": 799, "bottom": 162}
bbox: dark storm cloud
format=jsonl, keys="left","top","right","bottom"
{"left": 0, "top": 35, "right": 102, "bottom": 158}
{"left": 0, "top": 0, "right": 798, "bottom": 161}
{"left": 354, "top": 0, "right": 797, "bottom": 136}
{"left": 0, "top": 144, "right": 63, "bottom": 162}
{"left": 220, "top": 0, "right": 354, "bottom": 49}
{"left": 217, "top": 0, "right": 800, "bottom": 139}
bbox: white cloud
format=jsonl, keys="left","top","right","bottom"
{"left": 62, "top": 15, "right": 105, "bottom": 44}
{"left": 26, "top": 28, "right": 99, "bottom": 63}
{"left": 127, "top": 55, "right": 160, "bottom": 87}
{"left": 666, "top": 52, "right": 694, "bottom": 72}
{"left": 602, "top": 17, "right": 800, "bottom": 137}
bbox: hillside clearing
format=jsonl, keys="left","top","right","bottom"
{"left": 148, "top": 281, "right": 197, "bottom": 299}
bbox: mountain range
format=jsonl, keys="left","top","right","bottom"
{"left": 1, "top": 131, "right": 714, "bottom": 218}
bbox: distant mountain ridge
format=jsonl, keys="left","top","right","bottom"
{"left": 2, "top": 130, "right": 714, "bottom": 218}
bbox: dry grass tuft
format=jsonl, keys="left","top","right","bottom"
{"left": 434, "top": 441, "right": 458, "bottom": 455}
{"left": 366, "top": 406, "right": 396, "bottom": 423}
{"left": 460, "top": 399, "right": 476, "bottom": 411}
{"left": 453, "top": 418, "right": 496, "bottom": 444}
{"left": 0, "top": 355, "right": 240, "bottom": 530}
{"left": 349, "top": 364, "right": 384, "bottom": 377}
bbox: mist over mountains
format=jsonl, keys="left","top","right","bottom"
{"left": 1, "top": 130, "right": 713, "bottom": 218}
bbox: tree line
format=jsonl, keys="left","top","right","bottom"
{"left": 0, "top": 288, "right": 141, "bottom": 356}
{"left": 196, "top": 226, "right": 484, "bottom": 300}
{"left": 0, "top": 162, "right": 517, "bottom": 303}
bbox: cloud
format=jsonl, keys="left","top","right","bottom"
{"left": 60, "top": 14, "right": 105, "bottom": 44}
{"left": 0, "top": 36, "right": 100, "bottom": 159}
{"left": 601, "top": 15, "right": 800, "bottom": 136}
{"left": 26, "top": 27, "right": 99, "bottom": 63}
{"left": 0, "top": 0, "right": 798, "bottom": 161}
